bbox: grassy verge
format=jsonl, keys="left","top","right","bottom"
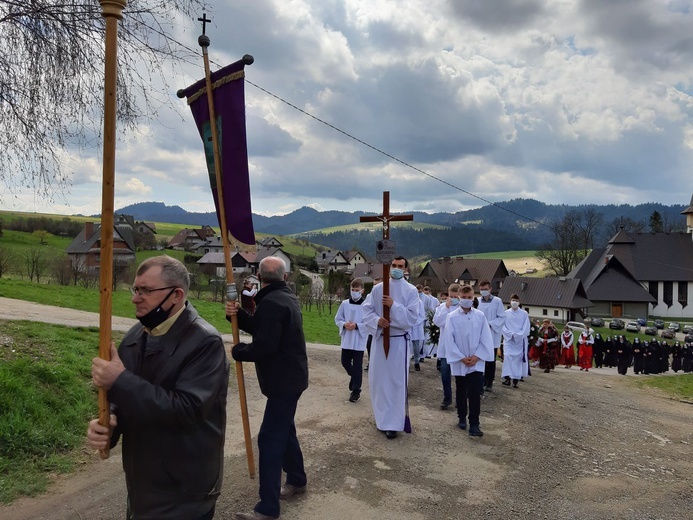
{"left": 630, "top": 374, "right": 693, "bottom": 400}
{"left": 0, "top": 322, "right": 123, "bottom": 503}
{"left": 0, "top": 278, "right": 341, "bottom": 345}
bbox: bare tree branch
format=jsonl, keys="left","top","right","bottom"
{"left": 0, "top": 0, "right": 207, "bottom": 201}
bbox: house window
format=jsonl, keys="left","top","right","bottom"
{"left": 542, "top": 309, "right": 548, "bottom": 316}
{"left": 648, "top": 281, "right": 658, "bottom": 302}
{"left": 663, "top": 281, "right": 673, "bottom": 307}
{"left": 554, "top": 310, "right": 559, "bottom": 317}
{"left": 525, "top": 307, "right": 530, "bottom": 313}
{"left": 678, "top": 282, "right": 688, "bottom": 308}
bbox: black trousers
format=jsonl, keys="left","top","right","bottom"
{"left": 455, "top": 371, "right": 483, "bottom": 426}
{"left": 484, "top": 360, "right": 496, "bottom": 387}
{"left": 341, "top": 349, "right": 364, "bottom": 392}
{"left": 256, "top": 393, "right": 307, "bottom": 518}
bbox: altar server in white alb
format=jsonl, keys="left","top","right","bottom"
{"left": 441, "top": 285, "right": 495, "bottom": 437}
{"left": 362, "top": 256, "right": 419, "bottom": 440}
{"left": 335, "top": 278, "right": 368, "bottom": 403}
{"left": 476, "top": 279, "right": 506, "bottom": 392}
{"left": 501, "top": 294, "right": 530, "bottom": 388}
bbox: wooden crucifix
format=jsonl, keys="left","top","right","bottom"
{"left": 360, "top": 191, "right": 413, "bottom": 358}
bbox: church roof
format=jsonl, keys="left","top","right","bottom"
{"left": 497, "top": 277, "right": 592, "bottom": 309}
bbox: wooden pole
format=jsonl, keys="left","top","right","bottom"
{"left": 198, "top": 26, "right": 255, "bottom": 479}
{"left": 97, "top": 0, "right": 127, "bottom": 460}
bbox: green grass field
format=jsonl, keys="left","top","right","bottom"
{"left": 0, "top": 322, "right": 117, "bottom": 503}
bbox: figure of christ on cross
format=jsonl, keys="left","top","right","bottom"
{"left": 360, "top": 191, "right": 413, "bottom": 357}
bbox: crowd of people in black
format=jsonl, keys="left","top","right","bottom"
{"left": 590, "top": 334, "right": 692, "bottom": 375}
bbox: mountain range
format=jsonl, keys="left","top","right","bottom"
{"left": 113, "top": 199, "right": 688, "bottom": 258}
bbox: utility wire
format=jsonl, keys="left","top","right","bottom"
{"left": 146, "top": 23, "right": 550, "bottom": 230}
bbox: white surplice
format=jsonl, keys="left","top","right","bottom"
{"left": 362, "top": 278, "right": 419, "bottom": 432}
{"left": 501, "top": 307, "right": 530, "bottom": 379}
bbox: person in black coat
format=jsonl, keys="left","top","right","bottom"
{"left": 88, "top": 255, "right": 229, "bottom": 520}
{"left": 227, "top": 256, "right": 309, "bottom": 520}
{"left": 671, "top": 342, "right": 683, "bottom": 373}
{"left": 632, "top": 338, "right": 645, "bottom": 374}
{"left": 659, "top": 340, "right": 671, "bottom": 373}
{"left": 682, "top": 343, "right": 693, "bottom": 373}
{"left": 593, "top": 333, "right": 605, "bottom": 368}
{"left": 603, "top": 335, "right": 617, "bottom": 368}
{"left": 615, "top": 335, "right": 632, "bottom": 375}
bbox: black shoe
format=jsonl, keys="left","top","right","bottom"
{"left": 440, "top": 400, "right": 452, "bottom": 410}
{"left": 485, "top": 385, "right": 493, "bottom": 393}
{"left": 501, "top": 379, "right": 511, "bottom": 386}
{"left": 469, "top": 425, "right": 484, "bottom": 437}
{"left": 457, "top": 420, "right": 467, "bottom": 430}
{"left": 512, "top": 383, "right": 519, "bottom": 388}
{"left": 349, "top": 391, "right": 360, "bottom": 402}
{"left": 385, "top": 430, "right": 397, "bottom": 439}
{"left": 414, "top": 363, "right": 420, "bottom": 371}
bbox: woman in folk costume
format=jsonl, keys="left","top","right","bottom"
{"left": 560, "top": 326, "right": 575, "bottom": 368}
{"left": 577, "top": 328, "right": 594, "bottom": 371}
{"left": 537, "top": 319, "right": 559, "bottom": 373}
{"left": 501, "top": 294, "right": 530, "bottom": 388}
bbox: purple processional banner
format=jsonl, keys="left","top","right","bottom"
{"left": 179, "top": 58, "right": 255, "bottom": 248}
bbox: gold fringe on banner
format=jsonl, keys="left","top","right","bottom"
{"left": 187, "top": 70, "right": 245, "bottom": 105}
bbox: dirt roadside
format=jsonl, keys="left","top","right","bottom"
{"left": 0, "top": 297, "right": 691, "bottom": 520}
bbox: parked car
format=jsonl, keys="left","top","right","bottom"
{"left": 668, "top": 322, "right": 681, "bottom": 332}
{"left": 686, "top": 333, "right": 693, "bottom": 343}
{"left": 654, "top": 319, "right": 665, "bottom": 329}
{"left": 644, "top": 326, "right": 657, "bottom": 336}
{"left": 589, "top": 317, "right": 605, "bottom": 327}
{"left": 636, "top": 318, "right": 647, "bottom": 327}
{"left": 682, "top": 325, "right": 693, "bottom": 334}
{"left": 626, "top": 321, "right": 640, "bottom": 332}
{"left": 565, "top": 321, "right": 587, "bottom": 333}
{"left": 609, "top": 319, "right": 625, "bottom": 330}
{"left": 660, "top": 329, "right": 675, "bottom": 339}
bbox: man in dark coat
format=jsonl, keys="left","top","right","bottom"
{"left": 88, "top": 255, "right": 229, "bottom": 520}
{"left": 227, "top": 256, "right": 309, "bottom": 520}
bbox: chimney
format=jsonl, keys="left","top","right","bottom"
{"left": 521, "top": 282, "right": 527, "bottom": 291}
{"left": 85, "top": 222, "right": 94, "bottom": 239}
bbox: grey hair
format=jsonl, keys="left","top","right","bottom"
{"left": 259, "top": 256, "right": 286, "bottom": 284}
{"left": 137, "top": 255, "right": 190, "bottom": 294}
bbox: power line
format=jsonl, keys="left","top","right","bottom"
{"left": 150, "top": 26, "right": 551, "bottom": 230}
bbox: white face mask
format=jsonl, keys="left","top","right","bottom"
{"left": 480, "top": 290, "right": 490, "bottom": 298}
{"left": 459, "top": 298, "right": 474, "bottom": 309}
{"left": 510, "top": 300, "right": 520, "bottom": 309}
{"left": 350, "top": 291, "right": 362, "bottom": 300}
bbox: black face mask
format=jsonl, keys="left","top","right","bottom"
{"left": 137, "top": 288, "right": 177, "bottom": 330}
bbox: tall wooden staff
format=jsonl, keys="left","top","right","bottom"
{"left": 360, "top": 192, "right": 413, "bottom": 358}
{"left": 97, "top": 0, "right": 127, "bottom": 460}
{"left": 197, "top": 15, "right": 255, "bottom": 478}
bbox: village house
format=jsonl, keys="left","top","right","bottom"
{"left": 416, "top": 256, "right": 509, "bottom": 296}
{"left": 197, "top": 247, "right": 292, "bottom": 279}
{"left": 66, "top": 222, "right": 136, "bottom": 273}
{"left": 498, "top": 276, "right": 593, "bottom": 323}
{"left": 314, "top": 250, "right": 350, "bottom": 273}
{"left": 167, "top": 226, "right": 216, "bottom": 250}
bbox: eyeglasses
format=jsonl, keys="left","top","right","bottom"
{"left": 129, "top": 285, "right": 178, "bottom": 297}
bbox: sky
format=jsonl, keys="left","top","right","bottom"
{"left": 4, "top": 0, "right": 693, "bottom": 217}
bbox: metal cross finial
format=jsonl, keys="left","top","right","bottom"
{"left": 198, "top": 12, "right": 211, "bottom": 35}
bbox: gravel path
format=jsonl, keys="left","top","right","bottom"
{"left": 0, "top": 297, "right": 691, "bottom": 520}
